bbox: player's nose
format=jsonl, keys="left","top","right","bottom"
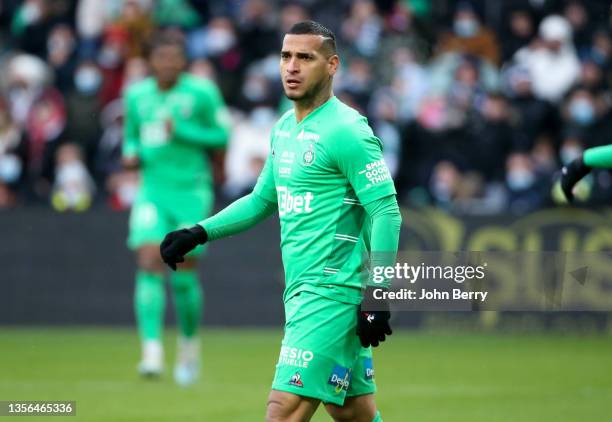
{"left": 286, "top": 57, "right": 299, "bottom": 73}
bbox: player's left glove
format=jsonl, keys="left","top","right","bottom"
{"left": 357, "top": 286, "right": 392, "bottom": 348}
{"left": 561, "top": 155, "right": 591, "bottom": 203}
{"left": 160, "top": 225, "right": 208, "bottom": 270}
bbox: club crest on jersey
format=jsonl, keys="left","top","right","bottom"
{"left": 289, "top": 372, "right": 304, "bottom": 387}
{"left": 328, "top": 365, "right": 351, "bottom": 393}
{"left": 302, "top": 148, "right": 315, "bottom": 166}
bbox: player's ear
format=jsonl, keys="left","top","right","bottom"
{"left": 327, "top": 55, "right": 339, "bottom": 76}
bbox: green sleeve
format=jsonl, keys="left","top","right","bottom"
{"left": 252, "top": 154, "right": 277, "bottom": 203}
{"left": 363, "top": 195, "right": 402, "bottom": 288}
{"left": 584, "top": 145, "right": 612, "bottom": 168}
{"left": 122, "top": 91, "right": 140, "bottom": 158}
{"left": 173, "top": 82, "right": 230, "bottom": 148}
{"left": 197, "top": 192, "right": 277, "bottom": 241}
{"left": 328, "top": 120, "right": 396, "bottom": 205}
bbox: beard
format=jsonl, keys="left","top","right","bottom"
{"left": 284, "top": 77, "right": 328, "bottom": 102}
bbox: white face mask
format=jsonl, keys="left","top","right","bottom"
{"left": 569, "top": 98, "right": 595, "bottom": 126}
{"left": 454, "top": 18, "right": 479, "bottom": 38}
{"left": 57, "top": 161, "right": 88, "bottom": 184}
{"left": 74, "top": 67, "right": 103, "bottom": 94}
{"left": 560, "top": 146, "right": 582, "bottom": 165}
{"left": 243, "top": 77, "right": 267, "bottom": 102}
{"left": 0, "top": 154, "right": 23, "bottom": 184}
{"left": 54, "top": 160, "right": 93, "bottom": 209}
{"left": 506, "top": 169, "right": 535, "bottom": 191}
{"left": 205, "top": 29, "right": 236, "bottom": 55}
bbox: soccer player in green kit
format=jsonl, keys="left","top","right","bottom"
{"left": 561, "top": 145, "right": 612, "bottom": 202}
{"left": 161, "top": 21, "right": 400, "bottom": 421}
{"left": 123, "top": 32, "right": 230, "bottom": 385}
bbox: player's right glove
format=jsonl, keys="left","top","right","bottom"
{"left": 160, "top": 225, "right": 208, "bottom": 270}
{"left": 357, "top": 286, "right": 392, "bottom": 348}
{"left": 561, "top": 156, "right": 591, "bottom": 203}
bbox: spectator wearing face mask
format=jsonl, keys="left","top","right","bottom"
{"left": 336, "top": 57, "right": 374, "bottom": 113}
{"left": 94, "top": 99, "right": 138, "bottom": 210}
{"left": 237, "top": 0, "right": 277, "bottom": 66}
{"left": 222, "top": 106, "right": 273, "bottom": 199}
{"left": 514, "top": 15, "right": 580, "bottom": 103}
{"left": 503, "top": 65, "right": 557, "bottom": 151}
{"left": 47, "top": 24, "right": 78, "bottom": 92}
{"left": 64, "top": 61, "right": 104, "bottom": 170}
{"left": 51, "top": 143, "right": 95, "bottom": 212}
{"left": 97, "top": 25, "right": 129, "bottom": 105}
{"left": 340, "top": 0, "right": 384, "bottom": 58}
{"left": 587, "top": 29, "right": 612, "bottom": 74}
{"left": 11, "top": 0, "right": 56, "bottom": 57}
{"left": 561, "top": 86, "right": 612, "bottom": 149}
{"left": 0, "top": 97, "right": 26, "bottom": 208}
{"left": 192, "top": 17, "right": 243, "bottom": 104}
{"left": 468, "top": 93, "right": 514, "bottom": 183}
{"left": 505, "top": 152, "right": 551, "bottom": 215}
{"left": 501, "top": 7, "right": 536, "bottom": 63}
{"left": 563, "top": 0, "right": 593, "bottom": 53}
{"left": 4, "top": 53, "right": 66, "bottom": 198}
{"left": 436, "top": 2, "right": 500, "bottom": 66}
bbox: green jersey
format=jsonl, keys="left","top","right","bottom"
{"left": 123, "top": 74, "right": 230, "bottom": 192}
{"left": 253, "top": 96, "right": 396, "bottom": 304}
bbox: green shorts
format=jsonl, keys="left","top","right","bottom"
{"left": 128, "top": 187, "right": 213, "bottom": 255}
{"left": 271, "top": 291, "right": 376, "bottom": 406}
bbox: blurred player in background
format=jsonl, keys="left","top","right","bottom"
{"left": 561, "top": 145, "right": 612, "bottom": 202}
{"left": 160, "top": 21, "right": 400, "bottom": 421}
{"left": 122, "top": 31, "right": 230, "bottom": 385}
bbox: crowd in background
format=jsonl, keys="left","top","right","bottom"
{"left": 0, "top": 0, "right": 611, "bottom": 214}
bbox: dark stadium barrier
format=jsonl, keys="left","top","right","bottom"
{"left": 1, "top": 206, "right": 611, "bottom": 327}
{"left": 0, "top": 206, "right": 285, "bottom": 326}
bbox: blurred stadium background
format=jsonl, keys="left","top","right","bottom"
{"left": 1, "top": 0, "right": 612, "bottom": 420}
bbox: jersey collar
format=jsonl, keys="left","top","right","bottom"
{"left": 294, "top": 95, "right": 337, "bottom": 126}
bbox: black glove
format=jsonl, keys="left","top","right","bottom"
{"left": 356, "top": 286, "right": 392, "bottom": 348}
{"left": 160, "top": 225, "right": 208, "bottom": 270}
{"left": 561, "top": 156, "right": 591, "bottom": 203}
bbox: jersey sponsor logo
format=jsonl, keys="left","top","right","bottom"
{"left": 296, "top": 129, "right": 320, "bottom": 141}
{"left": 280, "top": 151, "right": 295, "bottom": 164}
{"left": 358, "top": 159, "right": 391, "bottom": 185}
{"left": 289, "top": 372, "right": 304, "bottom": 387}
{"left": 141, "top": 121, "right": 169, "bottom": 147}
{"left": 276, "top": 187, "right": 314, "bottom": 217}
{"left": 278, "top": 346, "right": 314, "bottom": 368}
{"left": 364, "top": 358, "right": 374, "bottom": 381}
{"left": 276, "top": 129, "right": 291, "bottom": 138}
{"left": 328, "top": 365, "right": 351, "bottom": 393}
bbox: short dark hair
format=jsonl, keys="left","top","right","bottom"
{"left": 147, "top": 30, "right": 186, "bottom": 57}
{"left": 287, "top": 20, "right": 337, "bottom": 56}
